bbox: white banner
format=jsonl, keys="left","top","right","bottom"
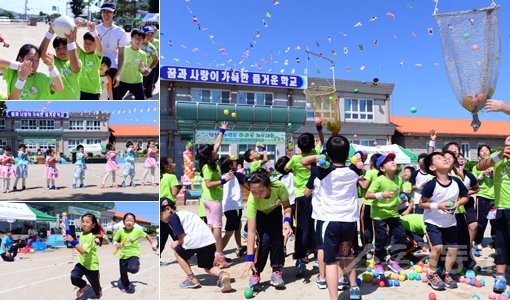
{"left": 352, "top": 144, "right": 411, "bottom": 165}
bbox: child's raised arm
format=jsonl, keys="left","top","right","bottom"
{"left": 428, "top": 129, "right": 436, "bottom": 154}
{"left": 212, "top": 121, "right": 228, "bottom": 157}
{"left": 7, "top": 60, "right": 31, "bottom": 100}
{"left": 486, "top": 99, "right": 510, "bottom": 116}
{"left": 39, "top": 25, "right": 54, "bottom": 63}
{"left": 44, "top": 54, "right": 64, "bottom": 93}
{"left": 65, "top": 26, "right": 81, "bottom": 73}
{"left": 88, "top": 22, "right": 102, "bottom": 57}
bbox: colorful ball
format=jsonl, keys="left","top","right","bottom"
{"left": 231, "top": 112, "right": 237, "bottom": 118}
{"left": 409, "top": 261, "right": 414, "bottom": 266}
{"left": 471, "top": 294, "right": 481, "bottom": 300}
{"left": 408, "top": 273, "right": 415, "bottom": 280}
{"left": 415, "top": 266, "right": 423, "bottom": 273}
{"left": 394, "top": 280, "right": 400, "bottom": 287}
{"left": 398, "top": 275, "right": 405, "bottom": 282}
{"left": 387, "top": 280, "right": 393, "bottom": 287}
{"left": 475, "top": 266, "right": 482, "bottom": 273}
{"left": 366, "top": 267, "right": 372, "bottom": 272}
{"left": 421, "top": 276, "right": 428, "bottom": 283}
{"left": 470, "top": 278, "right": 476, "bottom": 286}
{"left": 489, "top": 292, "right": 497, "bottom": 300}
{"left": 415, "top": 274, "right": 421, "bottom": 281}
{"left": 466, "top": 270, "right": 476, "bottom": 278}
{"left": 475, "top": 281, "right": 482, "bottom": 288}
{"left": 373, "top": 271, "right": 379, "bottom": 278}
{"left": 244, "top": 287, "right": 254, "bottom": 299}
{"left": 372, "top": 278, "right": 378, "bottom": 285}
{"left": 429, "top": 292, "right": 437, "bottom": 300}
{"left": 223, "top": 109, "right": 229, "bottom": 115}
{"left": 479, "top": 279, "right": 486, "bottom": 286}
{"left": 378, "top": 280, "right": 386, "bottom": 288}
{"left": 497, "top": 295, "right": 508, "bottom": 300}
{"left": 376, "top": 297, "right": 384, "bottom": 300}
{"left": 354, "top": 88, "right": 360, "bottom": 93}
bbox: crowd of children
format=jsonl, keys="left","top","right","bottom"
{"left": 0, "top": 2, "right": 160, "bottom": 100}
{"left": 0, "top": 141, "right": 158, "bottom": 192}
{"left": 160, "top": 121, "right": 510, "bottom": 298}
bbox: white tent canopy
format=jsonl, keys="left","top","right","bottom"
{"left": 143, "top": 13, "right": 159, "bottom": 23}
{"left": 0, "top": 202, "right": 36, "bottom": 223}
{"left": 351, "top": 144, "right": 412, "bottom": 165}
{"left": 112, "top": 220, "right": 146, "bottom": 232}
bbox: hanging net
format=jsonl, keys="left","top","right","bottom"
{"left": 434, "top": 4, "right": 501, "bottom": 131}
{"left": 304, "top": 85, "right": 341, "bottom": 134}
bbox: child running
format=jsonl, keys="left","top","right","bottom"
{"left": 240, "top": 170, "right": 292, "bottom": 290}
{"left": 102, "top": 143, "right": 119, "bottom": 188}
{"left": 161, "top": 201, "right": 232, "bottom": 292}
{"left": 420, "top": 152, "right": 468, "bottom": 291}
{"left": 141, "top": 140, "right": 158, "bottom": 186}
{"left": 121, "top": 142, "right": 138, "bottom": 188}
{"left": 44, "top": 146, "right": 60, "bottom": 190}
{"left": 1, "top": 146, "right": 15, "bottom": 193}
{"left": 13, "top": 144, "right": 28, "bottom": 192}
{"left": 113, "top": 213, "right": 158, "bottom": 293}
{"left": 72, "top": 145, "right": 87, "bottom": 189}
{"left": 65, "top": 213, "right": 103, "bottom": 299}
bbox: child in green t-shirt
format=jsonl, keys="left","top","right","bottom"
{"left": 0, "top": 44, "right": 63, "bottom": 99}
{"left": 366, "top": 153, "right": 407, "bottom": 274}
{"left": 476, "top": 136, "right": 510, "bottom": 293}
{"left": 113, "top": 213, "right": 157, "bottom": 293}
{"left": 141, "top": 26, "right": 159, "bottom": 99}
{"left": 160, "top": 157, "right": 179, "bottom": 202}
{"left": 358, "top": 153, "right": 382, "bottom": 252}
{"left": 118, "top": 29, "right": 150, "bottom": 100}
{"left": 78, "top": 22, "right": 103, "bottom": 100}
{"left": 39, "top": 24, "right": 82, "bottom": 100}
{"left": 399, "top": 166, "right": 415, "bottom": 216}
{"left": 243, "top": 143, "right": 268, "bottom": 174}
{"left": 64, "top": 213, "right": 103, "bottom": 299}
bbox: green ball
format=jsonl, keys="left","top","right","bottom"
{"left": 354, "top": 88, "right": 359, "bottom": 93}
{"left": 244, "top": 288, "right": 254, "bottom": 299}
{"left": 464, "top": 33, "right": 471, "bottom": 39}
{"left": 410, "top": 106, "right": 417, "bottom": 114}
{"left": 409, "top": 261, "right": 414, "bottom": 266}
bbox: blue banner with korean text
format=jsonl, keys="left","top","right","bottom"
{"left": 7, "top": 111, "right": 69, "bottom": 119}
{"left": 161, "top": 66, "right": 307, "bottom": 89}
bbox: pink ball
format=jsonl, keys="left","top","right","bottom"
{"left": 489, "top": 292, "right": 497, "bottom": 299}
{"left": 475, "top": 281, "right": 482, "bottom": 288}
{"left": 356, "top": 161, "right": 364, "bottom": 169}
{"left": 418, "top": 261, "right": 425, "bottom": 267}
{"left": 464, "top": 278, "right": 471, "bottom": 284}
{"left": 421, "top": 276, "right": 428, "bottom": 283}
{"left": 497, "top": 295, "right": 508, "bottom": 300}
{"left": 459, "top": 276, "right": 465, "bottom": 282}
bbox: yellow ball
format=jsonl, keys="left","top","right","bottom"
{"left": 399, "top": 275, "right": 406, "bottom": 281}
{"left": 223, "top": 109, "right": 229, "bottom": 115}
{"left": 231, "top": 112, "right": 237, "bottom": 118}
{"left": 415, "top": 266, "right": 423, "bottom": 273}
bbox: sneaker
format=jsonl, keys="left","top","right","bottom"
{"left": 349, "top": 286, "right": 362, "bottom": 300}
{"left": 51, "top": 186, "right": 56, "bottom": 190}
{"left": 21, "top": 186, "right": 26, "bottom": 191}
{"left": 80, "top": 183, "right": 85, "bottom": 188}
{"left": 387, "top": 260, "right": 403, "bottom": 274}
{"left": 494, "top": 276, "right": 507, "bottom": 293}
{"left": 270, "top": 271, "right": 285, "bottom": 288}
{"left": 214, "top": 253, "right": 231, "bottom": 268}
{"left": 295, "top": 261, "right": 306, "bottom": 277}
{"left": 474, "top": 243, "right": 483, "bottom": 251}
{"left": 249, "top": 273, "right": 261, "bottom": 289}
{"left": 339, "top": 276, "right": 349, "bottom": 291}
{"left": 442, "top": 273, "right": 458, "bottom": 289}
{"left": 217, "top": 272, "right": 232, "bottom": 293}
{"left": 130, "top": 181, "right": 136, "bottom": 187}
{"left": 427, "top": 273, "right": 446, "bottom": 291}
{"left": 316, "top": 275, "right": 327, "bottom": 289}
{"left": 76, "top": 285, "right": 88, "bottom": 299}
{"left": 117, "top": 279, "right": 125, "bottom": 291}
{"left": 72, "top": 183, "right": 77, "bottom": 189}
{"left": 471, "top": 248, "right": 481, "bottom": 257}
{"left": 47, "top": 186, "right": 51, "bottom": 190}
{"left": 120, "top": 181, "right": 126, "bottom": 188}
{"left": 12, "top": 186, "right": 17, "bottom": 192}
{"left": 236, "top": 246, "right": 247, "bottom": 257}
{"left": 413, "top": 249, "right": 430, "bottom": 257}
{"left": 179, "top": 277, "right": 201, "bottom": 289}
{"left": 125, "top": 284, "right": 135, "bottom": 294}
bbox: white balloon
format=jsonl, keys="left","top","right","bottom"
{"left": 52, "top": 16, "right": 75, "bottom": 39}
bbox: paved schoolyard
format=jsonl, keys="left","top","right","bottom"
{"left": 0, "top": 22, "right": 160, "bottom": 100}
{"left": 161, "top": 204, "right": 509, "bottom": 300}
{"left": 0, "top": 163, "right": 159, "bottom": 201}
{"left": 0, "top": 238, "right": 159, "bottom": 299}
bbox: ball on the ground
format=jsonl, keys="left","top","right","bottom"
{"left": 429, "top": 292, "right": 437, "bottom": 300}
{"left": 410, "top": 106, "right": 417, "bottom": 113}
{"left": 244, "top": 288, "right": 254, "bottom": 299}
{"left": 394, "top": 280, "right": 400, "bottom": 287}
{"left": 52, "top": 16, "right": 76, "bottom": 38}
{"left": 497, "top": 295, "right": 508, "bottom": 300}
{"left": 471, "top": 294, "right": 481, "bottom": 300}
{"left": 489, "top": 292, "right": 497, "bottom": 299}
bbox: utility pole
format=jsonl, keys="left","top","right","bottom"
{"left": 24, "top": 0, "right": 29, "bottom": 19}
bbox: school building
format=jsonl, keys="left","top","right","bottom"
{"left": 160, "top": 65, "right": 397, "bottom": 178}
{"left": 391, "top": 116, "right": 510, "bottom": 160}
{"left": 0, "top": 111, "right": 158, "bottom": 157}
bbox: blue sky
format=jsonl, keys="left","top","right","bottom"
{"left": 114, "top": 202, "right": 159, "bottom": 225}
{"left": 162, "top": 0, "right": 510, "bottom": 121}
{"left": 6, "top": 101, "right": 159, "bottom": 125}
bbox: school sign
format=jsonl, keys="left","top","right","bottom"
{"left": 195, "top": 130, "right": 286, "bottom": 145}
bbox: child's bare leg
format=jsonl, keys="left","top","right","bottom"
{"left": 326, "top": 262, "right": 339, "bottom": 300}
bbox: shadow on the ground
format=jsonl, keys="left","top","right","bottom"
{"left": 8, "top": 191, "right": 158, "bottom": 201}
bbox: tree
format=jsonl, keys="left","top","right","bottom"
{"left": 70, "top": 0, "right": 86, "bottom": 17}
{"left": 148, "top": 0, "right": 158, "bottom": 13}
{"left": 0, "top": 101, "right": 7, "bottom": 117}
{"left": 0, "top": 10, "right": 15, "bottom": 19}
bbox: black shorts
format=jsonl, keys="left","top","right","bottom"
{"left": 425, "top": 223, "right": 458, "bottom": 247}
{"left": 494, "top": 209, "right": 510, "bottom": 265}
{"left": 465, "top": 197, "right": 477, "bottom": 224}
{"left": 322, "top": 221, "right": 356, "bottom": 264}
{"left": 175, "top": 243, "right": 216, "bottom": 269}
{"left": 314, "top": 219, "right": 325, "bottom": 251}
{"left": 224, "top": 209, "right": 242, "bottom": 232}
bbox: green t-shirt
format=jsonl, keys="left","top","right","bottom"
{"left": 451, "top": 173, "right": 467, "bottom": 214}
{"left": 141, "top": 42, "right": 158, "bottom": 66}
{"left": 120, "top": 46, "right": 147, "bottom": 84}
{"left": 368, "top": 175, "right": 403, "bottom": 220}
{"left": 78, "top": 232, "right": 99, "bottom": 271}
{"left": 472, "top": 165, "right": 495, "bottom": 200}
{"left": 400, "top": 214, "right": 426, "bottom": 235}
{"left": 359, "top": 169, "right": 380, "bottom": 205}
{"left": 402, "top": 181, "right": 414, "bottom": 201}
{"left": 51, "top": 56, "right": 80, "bottom": 100}
{"left": 3, "top": 68, "right": 52, "bottom": 100}
{"left": 494, "top": 155, "right": 510, "bottom": 208}
{"left": 202, "top": 163, "right": 222, "bottom": 201}
{"left": 0, "top": 89, "right": 6, "bottom": 100}
{"left": 285, "top": 146, "right": 320, "bottom": 198}
{"left": 160, "top": 173, "right": 179, "bottom": 202}
{"left": 150, "top": 39, "right": 160, "bottom": 54}
{"left": 250, "top": 160, "right": 263, "bottom": 173}
{"left": 247, "top": 180, "right": 289, "bottom": 219}
{"left": 113, "top": 227, "right": 147, "bottom": 260}
{"left": 78, "top": 48, "right": 102, "bottom": 94}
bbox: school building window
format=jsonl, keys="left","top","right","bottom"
{"left": 39, "top": 120, "right": 55, "bottom": 130}
{"left": 68, "top": 139, "right": 81, "bottom": 149}
{"left": 0, "top": 139, "right": 6, "bottom": 147}
{"left": 461, "top": 143, "right": 470, "bottom": 159}
{"left": 237, "top": 92, "right": 273, "bottom": 106}
{"left": 86, "top": 120, "right": 100, "bottom": 131}
{"left": 21, "top": 120, "right": 37, "bottom": 130}
{"left": 86, "top": 139, "right": 102, "bottom": 145}
{"left": 191, "top": 89, "right": 230, "bottom": 103}
{"left": 0, "top": 119, "right": 5, "bottom": 130}
{"left": 344, "top": 99, "right": 373, "bottom": 120}
{"left": 69, "top": 120, "right": 83, "bottom": 130}
{"left": 352, "top": 139, "right": 375, "bottom": 146}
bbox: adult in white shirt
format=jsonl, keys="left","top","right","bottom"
{"left": 97, "top": 2, "right": 129, "bottom": 99}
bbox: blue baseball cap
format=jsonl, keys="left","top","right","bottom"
{"left": 143, "top": 26, "right": 155, "bottom": 34}
{"left": 101, "top": 2, "right": 116, "bottom": 11}
{"left": 376, "top": 153, "right": 396, "bottom": 170}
